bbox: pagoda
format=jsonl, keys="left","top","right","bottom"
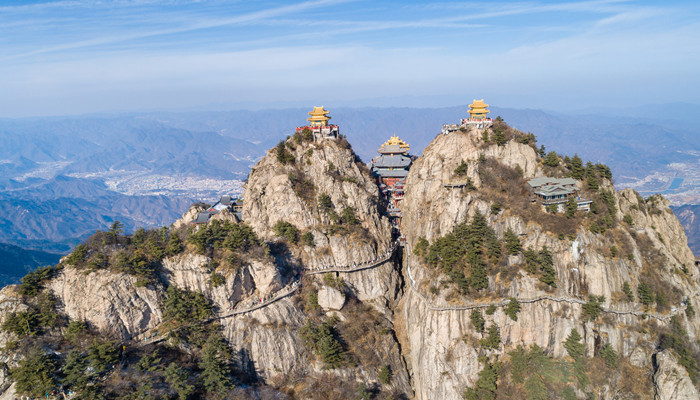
{"left": 442, "top": 98, "right": 493, "bottom": 134}
{"left": 371, "top": 135, "right": 413, "bottom": 224}
{"left": 296, "top": 106, "right": 339, "bottom": 139}
{"left": 468, "top": 99, "right": 490, "bottom": 120}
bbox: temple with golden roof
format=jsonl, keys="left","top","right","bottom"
{"left": 442, "top": 98, "right": 493, "bottom": 134}
{"left": 371, "top": 135, "right": 414, "bottom": 223}
{"left": 296, "top": 106, "right": 339, "bottom": 139}
{"left": 468, "top": 99, "right": 490, "bottom": 120}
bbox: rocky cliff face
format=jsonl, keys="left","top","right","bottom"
{"left": 397, "top": 127, "right": 700, "bottom": 399}
{"left": 0, "top": 124, "right": 699, "bottom": 400}
{"left": 243, "top": 137, "right": 392, "bottom": 269}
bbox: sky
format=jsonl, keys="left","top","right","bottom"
{"left": 0, "top": 0, "right": 699, "bottom": 117}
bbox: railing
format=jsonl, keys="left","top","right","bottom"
{"left": 306, "top": 241, "right": 399, "bottom": 275}
{"left": 132, "top": 242, "right": 400, "bottom": 345}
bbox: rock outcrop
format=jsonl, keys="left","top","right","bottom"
{"left": 397, "top": 127, "right": 700, "bottom": 399}
{"left": 654, "top": 350, "right": 699, "bottom": 400}
{"left": 243, "top": 137, "right": 392, "bottom": 270}
{"left": 49, "top": 268, "right": 163, "bottom": 340}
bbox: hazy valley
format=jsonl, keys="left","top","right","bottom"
{"left": 1, "top": 104, "right": 699, "bottom": 285}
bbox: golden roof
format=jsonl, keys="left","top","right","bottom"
{"left": 381, "top": 135, "right": 410, "bottom": 151}
{"left": 307, "top": 106, "right": 331, "bottom": 123}
{"left": 468, "top": 99, "right": 490, "bottom": 116}
{"left": 469, "top": 99, "right": 488, "bottom": 109}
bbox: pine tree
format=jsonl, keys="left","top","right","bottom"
{"left": 87, "top": 339, "right": 118, "bottom": 374}
{"left": 470, "top": 309, "right": 485, "bottom": 333}
{"left": 637, "top": 282, "right": 654, "bottom": 306}
{"left": 493, "top": 130, "right": 507, "bottom": 146}
{"left": 199, "top": 333, "right": 232, "bottom": 395}
{"left": 10, "top": 351, "right": 59, "bottom": 397}
{"left": 569, "top": 155, "right": 585, "bottom": 179}
{"left": 378, "top": 365, "right": 392, "bottom": 385}
{"left": 485, "top": 229, "right": 501, "bottom": 260}
{"left": 464, "top": 359, "right": 499, "bottom": 400}
{"left": 504, "top": 229, "right": 521, "bottom": 255}
{"left": 538, "top": 246, "right": 557, "bottom": 287}
{"left": 166, "top": 234, "right": 183, "bottom": 256}
{"left": 164, "top": 363, "right": 195, "bottom": 400}
{"left": 543, "top": 151, "right": 560, "bottom": 167}
{"left": 564, "top": 329, "right": 584, "bottom": 360}
{"left": 622, "top": 282, "right": 634, "bottom": 301}
{"left": 480, "top": 325, "right": 501, "bottom": 349}
{"left": 599, "top": 343, "right": 618, "bottom": 369}
{"left": 504, "top": 297, "right": 521, "bottom": 321}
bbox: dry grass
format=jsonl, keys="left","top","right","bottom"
{"left": 477, "top": 157, "right": 582, "bottom": 236}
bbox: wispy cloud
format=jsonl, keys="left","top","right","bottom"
{"left": 0, "top": 0, "right": 698, "bottom": 116}
{"left": 1, "top": 0, "right": 353, "bottom": 60}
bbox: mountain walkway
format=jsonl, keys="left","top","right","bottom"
{"left": 305, "top": 241, "right": 399, "bottom": 275}
{"left": 404, "top": 243, "right": 693, "bottom": 323}
{"left": 133, "top": 241, "right": 399, "bottom": 345}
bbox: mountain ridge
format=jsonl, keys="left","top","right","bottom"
{"left": 0, "top": 122, "right": 697, "bottom": 399}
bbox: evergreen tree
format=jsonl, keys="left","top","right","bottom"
{"left": 164, "top": 363, "right": 195, "bottom": 400}
{"left": 587, "top": 176, "right": 599, "bottom": 191}
{"left": 504, "top": 297, "right": 521, "bottom": 321}
{"left": 454, "top": 161, "right": 469, "bottom": 176}
{"left": 464, "top": 359, "right": 499, "bottom": 400}
{"left": 470, "top": 309, "right": 485, "bottom": 333}
{"left": 468, "top": 251, "right": 489, "bottom": 290}
{"left": 622, "top": 282, "right": 634, "bottom": 302}
{"left": 87, "top": 339, "right": 118, "bottom": 374}
{"left": 564, "top": 329, "right": 585, "bottom": 360}
{"left": 637, "top": 282, "right": 654, "bottom": 306}
{"left": 493, "top": 130, "right": 507, "bottom": 146}
{"left": 10, "top": 350, "right": 59, "bottom": 397}
{"left": 485, "top": 229, "right": 501, "bottom": 260}
{"left": 166, "top": 234, "right": 183, "bottom": 256}
{"left": 109, "top": 220, "right": 124, "bottom": 241}
{"left": 569, "top": 155, "right": 585, "bottom": 179}
{"left": 378, "top": 365, "right": 392, "bottom": 385}
{"left": 504, "top": 229, "right": 521, "bottom": 255}
{"left": 481, "top": 325, "right": 501, "bottom": 349}
{"left": 538, "top": 246, "right": 557, "bottom": 287}
{"left": 199, "top": 333, "right": 232, "bottom": 395}
{"left": 599, "top": 343, "right": 618, "bottom": 369}
{"left": 543, "top": 151, "right": 560, "bottom": 167}
{"left": 63, "top": 350, "right": 89, "bottom": 390}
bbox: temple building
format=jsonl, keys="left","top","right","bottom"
{"left": 371, "top": 135, "right": 413, "bottom": 223}
{"left": 527, "top": 177, "right": 592, "bottom": 212}
{"left": 468, "top": 99, "right": 490, "bottom": 120}
{"left": 442, "top": 98, "right": 494, "bottom": 134}
{"left": 194, "top": 195, "right": 244, "bottom": 224}
{"left": 295, "top": 106, "right": 339, "bottom": 139}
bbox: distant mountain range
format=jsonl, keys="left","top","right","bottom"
{"left": 0, "top": 243, "right": 61, "bottom": 287}
{"left": 1, "top": 103, "right": 698, "bottom": 275}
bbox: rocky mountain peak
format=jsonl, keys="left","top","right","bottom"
{"left": 243, "top": 134, "right": 392, "bottom": 269}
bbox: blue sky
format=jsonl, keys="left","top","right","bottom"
{"left": 1, "top": 0, "right": 699, "bottom": 117}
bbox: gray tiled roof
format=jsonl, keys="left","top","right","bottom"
{"left": 528, "top": 177, "right": 577, "bottom": 188}
{"left": 378, "top": 144, "right": 406, "bottom": 154}
{"left": 194, "top": 212, "right": 211, "bottom": 224}
{"left": 373, "top": 169, "right": 409, "bottom": 178}
{"left": 535, "top": 185, "right": 575, "bottom": 196}
{"left": 220, "top": 195, "right": 233, "bottom": 204}
{"left": 372, "top": 154, "right": 412, "bottom": 168}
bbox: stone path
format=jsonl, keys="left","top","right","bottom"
{"left": 305, "top": 241, "right": 398, "bottom": 275}
{"left": 133, "top": 242, "right": 399, "bottom": 345}
{"left": 404, "top": 243, "right": 694, "bottom": 323}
